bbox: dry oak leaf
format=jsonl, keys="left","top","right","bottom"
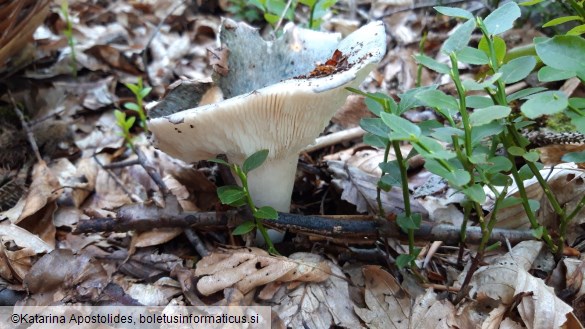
{"left": 268, "top": 257, "right": 362, "bottom": 329}
{"left": 355, "top": 265, "right": 458, "bottom": 329}
{"left": 470, "top": 263, "right": 573, "bottom": 329}
{"left": 195, "top": 248, "right": 330, "bottom": 296}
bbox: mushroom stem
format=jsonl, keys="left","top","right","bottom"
{"left": 243, "top": 154, "right": 299, "bottom": 213}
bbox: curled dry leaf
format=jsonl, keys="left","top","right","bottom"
{"left": 268, "top": 256, "right": 362, "bottom": 329}
{"left": 355, "top": 265, "right": 458, "bottom": 328}
{"left": 195, "top": 248, "right": 331, "bottom": 296}
{"left": 0, "top": 238, "right": 37, "bottom": 283}
{"left": 328, "top": 160, "right": 428, "bottom": 216}
{"left": 487, "top": 163, "right": 585, "bottom": 234}
{"left": 468, "top": 241, "right": 573, "bottom": 329}
{"left": 3, "top": 161, "right": 62, "bottom": 224}
{"left": 22, "top": 249, "right": 108, "bottom": 305}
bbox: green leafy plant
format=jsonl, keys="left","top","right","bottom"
{"left": 522, "top": 0, "right": 585, "bottom": 35}
{"left": 210, "top": 150, "right": 280, "bottom": 255}
{"left": 123, "top": 78, "right": 151, "bottom": 132}
{"left": 352, "top": 2, "right": 585, "bottom": 273}
{"left": 225, "top": 0, "right": 337, "bottom": 30}
{"left": 60, "top": 0, "right": 77, "bottom": 77}
{"left": 223, "top": 0, "right": 264, "bottom": 23}
{"left": 114, "top": 109, "right": 136, "bottom": 148}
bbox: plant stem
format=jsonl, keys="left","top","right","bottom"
{"left": 392, "top": 141, "right": 415, "bottom": 261}
{"left": 449, "top": 53, "right": 472, "bottom": 158}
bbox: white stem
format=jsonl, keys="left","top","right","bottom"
{"left": 244, "top": 154, "right": 298, "bottom": 213}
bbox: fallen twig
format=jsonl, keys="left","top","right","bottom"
{"left": 75, "top": 204, "right": 537, "bottom": 246}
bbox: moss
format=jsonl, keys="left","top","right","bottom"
{"left": 546, "top": 113, "right": 576, "bottom": 132}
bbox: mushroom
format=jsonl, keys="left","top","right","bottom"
{"left": 148, "top": 20, "right": 386, "bottom": 214}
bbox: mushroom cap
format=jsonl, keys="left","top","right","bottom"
{"left": 148, "top": 21, "right": 387, "bottom": 165}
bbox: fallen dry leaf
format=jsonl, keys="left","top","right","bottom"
{"left": 468, "top": 241, "right": 573, "bottom": 329}
{"left": 22, "top": 249, "right": 109, "bottom": 305}
{"left": 269, "top": 256, "right": 362, "bottom": 329}
{"left": 355, "top": 265, "right": 458, "bottom": 328}
{"left": 328, "top": 160, "right": 428, "bottom": 216}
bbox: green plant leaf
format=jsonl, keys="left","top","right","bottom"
{"left": 398, "top": 85, "right": 437, "bottom": 113}
{"left": 124, "top": 83, "right": 140, "bottom": 95}
{"left": 425, "top": 159, "right": 470, "bottom": 186}
{"left": 543, "top": 16, "right": 583, "bottom": 28}
{"left": 479, "top": 35, "right": 506, "bottom": 65}
{"left": 567, "top": 24, "right": 585, "bottom": 36}
{"left": 538, "top": 66, "right": 576, "bottom": 82}
{"left": 562, "top": 150, "right": 585, "bottom": 162}
{"left": 463, "top": 184, "right": 486, "bottom": 203}
{"left": 364, "top": 96, "right": 384, "bottom": 116}
{"left": 397, "top": 213, "right": 422, "bottom": 231}
{"left": 483, "top": 156, "right": 513, "bottom": 173}
{"left": 114, "top": 109, "right": 125, "bottom": 123}
{"left": 380, "top": 113, "right": 421, "bottom": 140}
{"left": 232, "top": 221, "right": 256, "bottom": 235}
{"left": 140, "top": 87, "right": 152, "bottom": 99}
{"left": 255, "top": 206, "right": 278, "bottom": 220}
{"left": 360, "top": 118, "right": 390, "bottom": 137}
{"left": 125, "top": 116, "right": 136, "bottom": 129}
{"left": 434, "top": 6, "right": 474, "bottom": 19}
{"left": 414, "top": 136, "right": 455, "bottom": 160}
{"left": 466, "top": 95, "right": 494, "bottom": 109}
{"left": 217, "top": 185, "right": 247, "bottom": 205}
{"left": 208, "top": 158, "right": 231, "bottom": 166}
{"left": 457, "top": 47, "right": 489, "bottom": 65}
{"left": 523, "top": 150, "right": 540, "bottom": 162}
{"left": 249, "top": 0, "right": 266, "bottom": 11}
{"left": 507, "top": 146, "right": 525, "bottom": 156}
{"left": 471, "top": 122, "right": 504, "bottom": 145}
{"left": 363, "top": 133, "right": 389, "bottom": 148}
{"left": 264, "top": 12, "right": 279, "bottom": 24}
{"left": 380, "top": 173, "right": 402, "bottom": 188}
{"left": 499, "top": 56, "right": 536, "bottom": 84}
{"left": 506, "top": 87, "right": 548, "bottom": 102}
{"left": 483, "top": 2, "right": 521, "bottom": 35}
{"left": 528, "top": 199, "right": 540, "bottom": 212}
{"left": 489, "top": 173, "right": 512, "bottom": 186}
{"left": 396, "top": 254, "right": 416, "bottom": 269}
{"left": 441, "top": 19, "right": 476, "bottom": 55}
{"left": 124, "top": 102, "right": 141, "bottom": 112}
{"left": 518, "top": 164, "right": 535, "bottom": 180}
{"left": 469, "top": 105, "right": 511, "bottom": 126}
{"left": 242, "top": 149, "right": 269, "bottom": 174}
{"left": 571, "top": 117, "right": 585, "bottom": 134}
{"left": 431, "top": 127, "right": 464, "bottom": 143}
{"left": 462, "top": 72, "right": 502, "bottom": 91}
{"left": 531, "top": 226, "right": 544, "bottom": 239}
{"left": 500, "top": 196, "right": 523, "bottom": 209}
{"left": 570, "top": 97, "right": 585, "bottom": 109}
{"left": 521, "top": 91, "right": 569, "bottom": 119}
{"left": 414, "top": 54, "right": 450, "bottom": 74}
{"left": 535, "top": 35, "right": 585, "bottom": 74}
{"left": 519, "top": 0, "right": 545, "bottom": 5}
{"left": 415, "top": 90, "right": 459, "bottom": 118}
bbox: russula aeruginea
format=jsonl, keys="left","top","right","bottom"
{"left": 148, "top": 21, "right": 386, "bottom": 213}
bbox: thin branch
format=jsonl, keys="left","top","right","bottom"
{"left": 303, "top": 127, "right": 365, "bottom": 153}
{"left": 8, "top": 91, "right": 42, "bottom": 163}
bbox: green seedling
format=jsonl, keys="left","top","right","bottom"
{"left": 210, "top": 150, "right": 280, "bottom": 255}
{"left": 60, "top": 0, "right": 77, "bottom": 77}
{"left": 114, "top": 109, "right": 136, "bottom": 148}
{"left": 124, "top": 78, "right": 151, "bottom": 132}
